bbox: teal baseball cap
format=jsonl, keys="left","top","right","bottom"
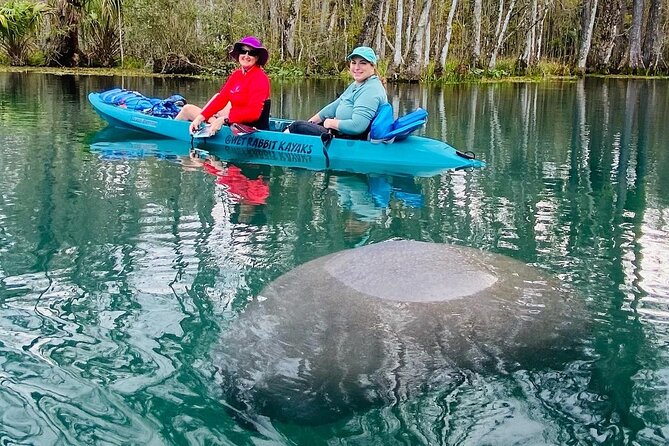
{"left": 346, "top": 46, "right": 378, "bottom": 65}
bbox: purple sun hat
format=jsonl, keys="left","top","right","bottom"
{"left": 229, "top": 36, "right": 270, "bottom": 66}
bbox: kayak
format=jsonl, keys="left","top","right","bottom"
{"left": 88, "top": 92, "right": 485, "bottom": 177}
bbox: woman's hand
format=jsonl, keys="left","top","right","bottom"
{"left": 308, "top": 113, "right": 322, "bottom": 124}
{"left": 323, "top": 118, "right": 339, "bottom": 131}
{"left": 189, "top": 115, "right": 205, "bottom": 134}
{"left": 208, "top": 116, "right": 229, "bottom": 135}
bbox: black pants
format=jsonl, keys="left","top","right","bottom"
{"left": 287, "top": 120, "right": 368, "bottom": 140}
{"left": 287, "top": 120, "right": 329, "bottom": 136}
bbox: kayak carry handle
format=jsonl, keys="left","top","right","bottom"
{"left": 456, "top": 150, "right": 477, "bottom": 160}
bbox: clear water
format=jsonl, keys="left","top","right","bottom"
{"left": 0, "top": 72, "right": 668, "bottom": 445}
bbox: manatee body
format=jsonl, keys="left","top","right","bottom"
{"left": 213, "top": 240, "right": 587, "bottom": 425}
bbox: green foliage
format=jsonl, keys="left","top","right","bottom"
{"left": 123, "top": 0, "right": 201, "bottom": 62}
{"left": 533, "top": 60, "right": 574, "bottom": 77}
{"left": 27, "top": 48, "right": 44, "bottom": 65}
{"left": 375, "top": 58, "right": 389, "bottom": 79}
{"left": 81, "top": 0, "right": 122, "bottom": 67}
{"left": 493, "top": 58, "right": 516, "bottom": 75}
{"left": 0, "top": 0, "right": 47, "bottom": 65}
{"left": 266, "top": 61, "right": 305, "bottom": 78}
{"left": 120, "top": 55, "right": 145, "bottom": 70}
{"left": 485, "top": 68, "right": 510, "bottom": 79}
{"left": 421, "top": 61, "right": 438, "bottom": 82}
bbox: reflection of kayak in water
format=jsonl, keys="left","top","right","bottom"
{"left": 332, "top": 175, "right": 424, "bottom": 222}
{"left": 89, "top": 134, "right": 270, "bottom": 205}
{"left": 89, "top": 92, "right": 485, "bottom": 177}
{"left": 88, "top": 139, "right": 188, "bottom": 161}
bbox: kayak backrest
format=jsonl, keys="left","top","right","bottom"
{"left": 369, "top": 105, "right": 428, "bottom": 143}
{"left": 369, "top": 103, "right": 394, "bottom": 141}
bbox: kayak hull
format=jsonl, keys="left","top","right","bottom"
{"left": 88, "top": 92, "right": 485, "bottom": 176}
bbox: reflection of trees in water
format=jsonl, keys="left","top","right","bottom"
{"left": 415, "top": 77, "right": 666, "bottom": 438}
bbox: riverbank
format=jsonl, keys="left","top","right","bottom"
{"left": 3, "top": 64, "right": 667, "bottom": 83}
{"left": 0, "top": 64, "right": 579, "bottom": 84}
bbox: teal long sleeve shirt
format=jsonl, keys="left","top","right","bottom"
{"left": 318, "top": 75, "right": 387, "bottom": 135}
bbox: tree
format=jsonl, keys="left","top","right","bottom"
{"left": 622, "top": 0, "right": 646, "bottom": 72}
{"left": 356, "top": 0, "right": 384, "bottom": 47}
{"left": 282, "top": 0, "right": 302, "bottom": 59}
{"left": 0, "top": 0, "right": 47, "bottom": 65}
{"left": 81, "top": 0, "right": 122, "bottom": 67}
{"left": 488, "top": 0, "right": 516, "bottom": 69}
{"left": 576, "top": 0, "right": 598, "bottom": 71}
{"left": 438, "top": 0, "right": 458, "bottom": 72}
{"left": 471, "top": 0, "right": 482, "bottom": 68}
{"left": 46, "top": 0, "right": 86, "bottom": 67}
{"left": 590, "top": 0, "right": 623, "bottom": 72}
{"left": 404, "top": 0, "right": 432, "bottom": 80}
{"left": 390, "top": 0, "right": 404, "bottom": 76}
{"left": 643, "top": 0, "right": 665, "bottom": 72}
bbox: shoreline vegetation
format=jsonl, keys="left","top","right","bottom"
{"left": 1, "top": 1, "right": 668, "bottom": 83}
{"left": 3, "top": 64, "right": 668, "bottom": 84}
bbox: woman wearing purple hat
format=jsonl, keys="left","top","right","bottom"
{"left": 176, "top": 36, "right": 271, "bottom": 134}
{"left": 286, "top": 46, "right": 387, "bottom": 139}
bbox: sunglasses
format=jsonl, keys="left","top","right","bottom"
{"left": 239, "top": 48, "right": 258, "bottom": 57}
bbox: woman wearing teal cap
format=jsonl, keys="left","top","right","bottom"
{"left": 286, "top": 46, "right": 387, "bottom": 139}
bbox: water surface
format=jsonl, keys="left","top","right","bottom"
{"left": 0, "top": 72, "right": 668, "bottom": 445}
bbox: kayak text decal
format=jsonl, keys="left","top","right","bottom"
{"left": 130, "top": 116, "right": 158, "bottom": 128}
{"left": 224, "top": 135, "right": 313, "bottom": 155}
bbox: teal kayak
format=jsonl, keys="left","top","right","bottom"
{"left": 88, "top": 92, "right": 485, "bottom": 176}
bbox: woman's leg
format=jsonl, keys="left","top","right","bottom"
{"left": 286, "top": 120, "right": 329, "bottom": 135}
{"left": 175, "top": 104, "right": 202, "bottom": 121}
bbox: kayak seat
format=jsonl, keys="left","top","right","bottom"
{"left": 369, "top": 104, "right": 428, "bottom": 143}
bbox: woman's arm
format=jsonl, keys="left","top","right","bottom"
{"left": 200, "top": 75, "right": 235, "bottom": 121}
{"left": 228, "top": 70, "right": 270, "bottom": 124}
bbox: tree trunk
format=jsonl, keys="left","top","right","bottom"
{"left": 404, "top": 0, "right": 432, "bottom": 80}
{"left": 471, "top": 0, "right": 482, "bottom": 67}
{"left": 576, "top": 0, "right": 598, "bottom": 71}
{"left": 47, "top": 0, "right": 83, "bottom": 67}
{"left": 378, "top": 0, "right": 391, "bottom": 58}
{"left": 517, "top": 0, "right": 539, "bottom": 72}
{"left": 404, "top": 0, "right": 416, "bottom": 60}
{"left": 424, "top": 20, "right": 431, "bottom": 66}
{"left": 595, "top": 0, "right": 622, "bottom": 71}
{"left": 488, "top": 0, "right": 516, "bottom": 69}
{"left": 643, "top": 0, "right": 664, "bottom": 72}
{"left": 535, "top": 1, "right": 548, "bottom": 61}
{"left": 356, "top": 0, "right": 384, "bottom": 46}
{"left": 268, "top": 0, "right": 282, "bottom": 58}
{"left": 390, "top": 0, "right": 404, "bottom": 76}
{"left": 624, "top": 0, "right": 645, "bottom": 72}
{"left": 438, "top": 0, "right": 458, "bottom": 70}
{"left": 283, "top": 0, "right": 303, "bottom": 59}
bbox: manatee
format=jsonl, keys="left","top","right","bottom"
{"left": 213, "top": 240, "right": 589, "bottom": 425}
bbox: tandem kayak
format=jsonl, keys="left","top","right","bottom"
{"left": 88, "top": 92, "right": 485, "bottom": 177}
